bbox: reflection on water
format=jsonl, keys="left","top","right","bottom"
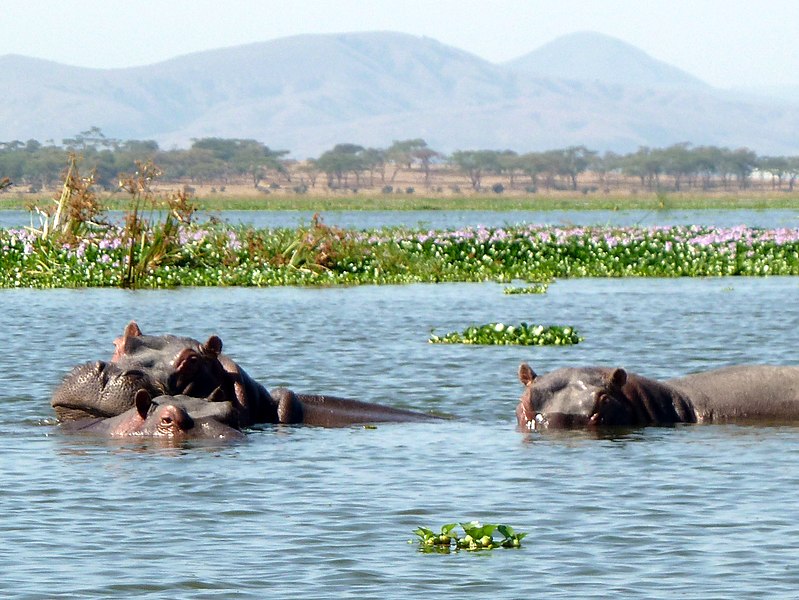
{"left": 2, "top": 278, "right": 799, "bottom": 597}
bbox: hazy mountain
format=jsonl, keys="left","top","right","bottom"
{"left": 504, "top": 31, "right": 708, "bottom": 90}
{"left": 2, "top": 31, "right": 798, "bottom": 157}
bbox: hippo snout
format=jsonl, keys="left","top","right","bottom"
{"left": 523, "top": 412, "right": 594, "bottom": 430}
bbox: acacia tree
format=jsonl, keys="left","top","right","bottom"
{"left": 759, "top": 156, "right": 790, "bottom": 189}
{"left": 786, "top": 157, "right": 799, "bottom": 191}
{"left": 386, "top": 139, "right": 428, "bottom": 182}
{"left": 191, "top": 138, "right": 288, "bottom": 188}
{"left": 316, "top": 143, "right": 366, "bottom": 188}
{"left": 360, "top": 147, "right": 386, "bottom": 186}
{"left": 451, "top": 150, "right": 501, "bottom": 191}
{"left": 497, "top": 151, "right": 522, "bottom": 189}
{"left": 557, "top": 146, "right": 596, "bottom": 190}
{"left": 725, "top": 147, "right": 758, "bottom": 189}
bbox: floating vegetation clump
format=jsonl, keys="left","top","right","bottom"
{"left": 503, "top": 283, "right": 549, "bottom": 294}
{"left": 429, "top": 322, "right": 582, "bottom": 346}
{"left": 413, "top": 522, "right": 527, "bottom": 553}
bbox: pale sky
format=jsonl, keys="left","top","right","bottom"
{"left": 4, "top": 0, "right": 799, "bottom": 89}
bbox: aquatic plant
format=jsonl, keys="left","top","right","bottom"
{"left": 27, "top": 154, "right": 104, "bottom": 239}
{"left": 503, "top": 283, "right": 549, "bottom": 294}
{"left": 3, "top": 221, "right": 799, "bottom": 288}
{"left": 412, "top": 521, "right": 527, "bottom": 553}
{"left": 429, "top": 323, "right": 582, "bottom": 346}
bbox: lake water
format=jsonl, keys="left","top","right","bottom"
{"left": 2, "top": 207, "right": 799, "bottom": 230}
{"left": 2, "top": 276, "right": 799, "bottom": 598}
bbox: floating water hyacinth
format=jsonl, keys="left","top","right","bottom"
{"left": 3, "top": 221, "right": 799, "bottom": 288}
{"left": 503, "top": 283, "right": 549, "bottom": 294}
{"left": 412, "top": 522, "right": 527, "bottom": 553}
{"left": 429, "top": 322, "right": 582, "bottom": 346}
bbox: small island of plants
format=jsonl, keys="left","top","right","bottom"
{"left": 429, "top": 323, "right": 582, "bottom": 346}
{"left": 413, "top": 522, "right": 528, "bottom": 553}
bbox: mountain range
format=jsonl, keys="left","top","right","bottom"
{"left": 2, "top": 31, "right": 798, "bottom": 158}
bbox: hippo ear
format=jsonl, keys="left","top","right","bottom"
{"left": 518, "top": 363, "right": 537, "bottom": 386}
{"left": 608, "top": 368, "right": 627, "bottom": 389}
{"left": 112, "top": 322, "right": 144, "bottom": 361}
{"left": 134, "top": 389, "right": 153, "bottom": 419}
{"left": 207, "top": 386, "right": 226, "bottom": 403}
{"left": 174, "top": 348, "right": 200, "bottom": 375}
{"left": 124, "top": 321, "right": 143, "bottom": 337}
{"left": 203, "top": 335, "right": 223, "bottom": 356}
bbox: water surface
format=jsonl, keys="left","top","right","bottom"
{"left": 2, "top": 207, "right": 798, "bottom": 230}
{"left": 2, "top": 278, "right": 799, "bottom": 597}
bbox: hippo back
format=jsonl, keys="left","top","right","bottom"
{"left": 667, "top": 365, "right": 799, "bottom": 423}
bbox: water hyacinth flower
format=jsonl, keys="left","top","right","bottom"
{"left": 2, "top": 221, "right": 799, "bottom": 288}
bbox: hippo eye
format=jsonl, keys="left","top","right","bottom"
{"left": 161, "top": 416, "right": 173, "bottom": 425}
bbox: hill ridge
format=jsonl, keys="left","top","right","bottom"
{"left": 2, "top": 30, "right": 798, "bottom": 157}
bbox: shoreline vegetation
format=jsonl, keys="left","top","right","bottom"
{"left": 1, "top": 158, "right": 798, "bottom": 290}
{"left": 4, "top": 190, "right": 799, "bottom": 212}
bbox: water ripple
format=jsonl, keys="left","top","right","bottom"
{"left": 2, "top": 279, "right": 799, "bottom": 597}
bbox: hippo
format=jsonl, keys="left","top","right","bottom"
{"left": 111, "top": 321, "right": 234, "bottom": 402}
{"left": 52, "top": 360, "right": 163, "bottom": 421}
{"left": 516, "top": 362, "right": 799, "bottom": 430}
{"left": 269, "top": 387, "right": 440, "bottom": 427}
{"left": 59, "top": 389, "right": 245, "bottom": 440}
{"left": 54, "top": 321, "right": 440, "bottom": 427}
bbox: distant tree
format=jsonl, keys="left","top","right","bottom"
{"left": 660, "top": 143, "right": 695, "bottom": 191}
{"left": 725, "top": 147, "right": 758, "bottom": 189}
{"left": 785, "top": 157, "right": 799, "bottom": 191}
{"left": 621, "top": 147, "right": 663, "bottom": 190}
{"left": 386, "top": 139, "right": 428, "bottom": 182}
{"left": 692, "top": 145, "right": 723, "bottom": 190}
{"left": 297, "top": 159, "right": 321, "bottom": 188}
{"left": 63, "top": 126, "right": 119, "bottom": 151}
{"left": 556, "top": 146, "right": 596, "bottom": 190}
{"left": 517, "top": 152, "right": 546, "bottom": 188}
{"left": 496, "top": 151, "right": 521, "bottom": 189}
{"left": 360, "top": 147, "right": 386, "bottom": 186}
{"left": 412, "top": 146, "right": 441, "bottom": 185}
{"left": 451, "top": 150, "right": 501, "bottom": 190}
{"left": 588, "top": 151, "right": 620, "bottom": 192}
{"left": 316, "top": 143, "right": 366, "bottom": 187}
{"left": 759, "top": 155, "right": 790, "bottom": 189}
{"left": 191, "top": 138, "right": 288, "bottom": 187}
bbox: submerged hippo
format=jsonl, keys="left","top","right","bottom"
{"left": 52, "top": 360, "right": 162, "bottom": 421}
{"left": 60, "top": 390, "right": 245, "bottom": 440}
{"left": 53, "top": 321, "right": 439, "bottom": 428}
{"left": 516, "top": 362, "right": 799, "bottom": 430}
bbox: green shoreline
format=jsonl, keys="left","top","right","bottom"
{"left": 3, "top": 193, "right": 799, "bottom": 212}
{"left": 3, "top": 221, "right": 798, "bottom": 289}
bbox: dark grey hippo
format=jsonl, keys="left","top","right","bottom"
{"left": 54, "top": 321, "right": 439, "bottom": 428}
{"left": 59, "top": 390, "right": 245, "bottom": 440}
{"left": 516, "top": 362, "right": 799, "bottom": 430}
{"left": 52, "top": 360, "right": 164, "bottom": 421}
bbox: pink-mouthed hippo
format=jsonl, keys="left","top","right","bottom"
{"left": 59, "top": 389, "right": 245, "bottom": 440}
{"left": 516, "top": 362, "right": 799, "bottom": 430}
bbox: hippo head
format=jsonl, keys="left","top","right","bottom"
{"left": 516, "top": 363, "right": 636, "bottom": 430}
{"left": 52, "top": 360, "right": 163, "bottom": 421}
{"left": 111, "top": 321, "right": 233, "bottom": 400}
{"left": 130, "top": 390, "right": 245, "bottom": 440}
